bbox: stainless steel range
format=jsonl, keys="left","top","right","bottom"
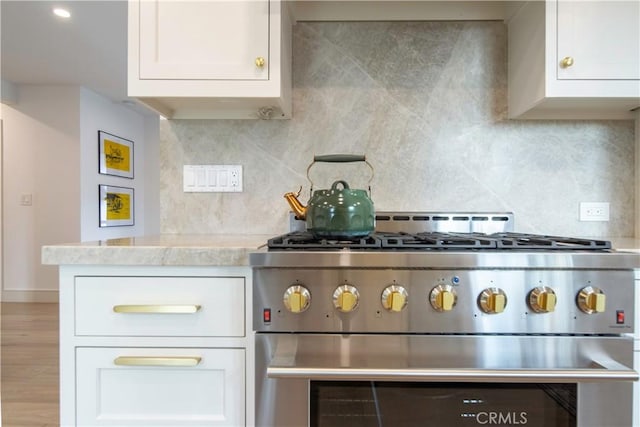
{"left": 251, "top": 213, "right": 639, "bottom": 427}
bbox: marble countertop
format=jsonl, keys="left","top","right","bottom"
{"left": 42, "top": 234, "right": 640, "bottom": 267}
{"left": 609, "top": 238, "right": 640, "bottom": 253}
{"left": 41, "top": 234, "right": 273, "bottom": 266}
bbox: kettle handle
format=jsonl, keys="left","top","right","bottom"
{"left": 307, "top": 154, "right": 374, "bottom": 190}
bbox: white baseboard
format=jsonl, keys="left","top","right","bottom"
{"left": 1, "top": 290, "right": 59, "bottom": 303}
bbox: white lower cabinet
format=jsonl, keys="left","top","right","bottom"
{"left": 59, "top": 266, "right": 253, "bottom": 427}
{"left": 76, "top": 347, "right": 244, "bottom": 426}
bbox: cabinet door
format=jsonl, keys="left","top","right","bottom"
{"left": 557, "top": 0, "right": 640, "bottom": 79}
{"left": 76, "top": 347, "right": 245, "bottom": 426}
{"left": 138, "top": 0, "right": 269, "bottom": 80}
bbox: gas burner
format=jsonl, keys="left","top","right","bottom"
{"left": 267, "top": 231, "right": 381, "bottom": 250}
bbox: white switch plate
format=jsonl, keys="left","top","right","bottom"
{"left": 579, "top": 202, "right": 610, "bottom": 221}
{"left": 20, "top": 193, "right": 33, "bottom": 206}
{"left": 183, "top": 165, "right": 243, "bottom": 192}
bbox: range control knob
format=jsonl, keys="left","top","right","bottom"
{"left": 430, "top": 284, "right": 457, "bottom": 312}
{"left": 577, "top": 286, "right": 606, "bottom": 314}
{"left": 528, "top": 286, "right": 557, "bottom": 313}
{"left": 478, "top": 288, "right": 507, "bottom": 314}
{"left": 333, "top": 284, "right": 360, "bottom": 313}
{"left": 283, "top": 285, "right": 311, "bottom": 313}
{"left": 381, "top": 285, "right": 408, "bottom": 312}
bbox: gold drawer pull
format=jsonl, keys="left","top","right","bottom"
{"left": 113, "top": 304, "right": 201, "bottom": 314}
{"left": 560, "top": 56, "right": 574, "bottom": 68}
{"left": 114, "top": 356, "right": 202, "bottom": 367}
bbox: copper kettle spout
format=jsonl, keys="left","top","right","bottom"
{"left": 284, "top": 187, "right": 307, "bottom": 220}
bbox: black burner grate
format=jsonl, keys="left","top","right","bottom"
{"left": 380, "top": 232, "right": 496, "bottom": 250}
{"left": 267, "top": 232, "right": 611, "bottom": 251}
{"left": 493, "top": 233, "right": 612, "bottom": 250}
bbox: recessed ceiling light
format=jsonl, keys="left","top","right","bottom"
{"left": 53, "top": 8, "right": 71, "bottom": 18}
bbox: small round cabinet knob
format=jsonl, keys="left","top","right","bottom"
{"left": 283, "top": 285, "right": 311, "bottom": 313}
{"left": 577, "top": 286, "right": 606, "bottom": 314}
{"left": 528, "top": 286, "right": 557, "bottom": 313}
{"left": 478, "top": 287, "right": 507, "bottom": 314}
{"left": 255, "top": 56, "right": 266, "bottom": 68}
{"left": 560, "top": 56, "right": 574, "bottom": 68}
{"left": 333, "top": 284, "right": 360, "bottom": 313}
{"left": 381, "top": 285, "right": 408, "bottom": 312}
{"left": 430, "top": 284, "right": 457, "bottom": 312}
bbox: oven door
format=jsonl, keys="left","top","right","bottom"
{"left": 255, "top": 334, "right": 638, "bottom": 427}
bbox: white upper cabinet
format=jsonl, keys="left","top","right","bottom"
{"left": 556, "top": 1, "right": 640, "bottom": 80}
{"left": 128, "top": 0, "right": 292, "bottom": 119}
{"left": 508, "top": 0, "right": 640, "bottom": 119}
{"left": 138, "top": 1, "right": 269, "bottom": 80}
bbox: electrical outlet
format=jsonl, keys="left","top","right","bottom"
{"left": 579, "top": 202, "right": 610, "bottom": 221}
{"left": 229, "top": 165, "right": 242, "bottom": 190}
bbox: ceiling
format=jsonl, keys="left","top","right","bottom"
{"left": 1, "top": 0, "right": 133, "bottom": 106}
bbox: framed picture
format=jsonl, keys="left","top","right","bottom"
{"left": 99, "top": 131, "right": 134, "bottom": 178}
{"left": 99, "top": 185, "right": 134, "bottom": 227}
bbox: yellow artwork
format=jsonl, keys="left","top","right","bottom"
{"left": 100, "top": 185, "right": 134, "bottom": 227}
{"left": 99, "top": 131, "right": 134, "bottom": 178}
{"left": 104, "top": 139, "right": 131, "bottom": 172}
{"left": 105, "top": 191, "right": 131, "bottom": 221}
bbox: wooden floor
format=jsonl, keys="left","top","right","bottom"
{"left": 1, "top": 302, "right": 59, "bottom": 427}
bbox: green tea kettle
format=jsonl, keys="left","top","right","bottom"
{"left": 284, "top": 154, "right": 375, "bottom": 239}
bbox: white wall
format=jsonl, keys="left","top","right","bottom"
{"left": 2, "top": 86, "right": 81, "bottom": 302}
{"left": 1, "top": 85, "right": 160, "bottom": 302}
{"left": 79, "top": 88, "right": 159, "bottom": 241}
{"left": 143, "top": 115, "right": 160, "bottom": 234}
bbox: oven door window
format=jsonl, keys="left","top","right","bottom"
{"left": 310, "top": 382, "right": 576, "bottom": 427}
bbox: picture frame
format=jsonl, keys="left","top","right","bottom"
{"left": 99, "top": 130, "right": 134, "bottom": 179}
{"left": 99, "top": 185, "right": 134, "bottom": 227}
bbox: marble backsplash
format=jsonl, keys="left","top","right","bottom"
{"left": 160, "top": 21, "right": 635, "bottom": 237}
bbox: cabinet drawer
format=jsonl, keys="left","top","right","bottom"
{"left": 75, "top": 276, "right": 244, "bottom": 337}
{"left": 76, "top": 347, "right": 244, "bottom": 426}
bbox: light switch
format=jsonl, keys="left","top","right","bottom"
{"left": 196, "top": 169, "right": 206, "bottom": 186}
{"left": 219, "top": 171, "right": 228, "bottom": 187}
{"left": 207, "top": 169, "right": 217, "bottom": 186}
{"left": 184, "top": 168, "right": 196, "bottom": 188}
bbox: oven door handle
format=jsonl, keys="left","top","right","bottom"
{"left": 267, "top": 359, "right": 638, "bottom": 383}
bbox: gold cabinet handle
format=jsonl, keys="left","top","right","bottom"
{"left": 560, "top": 56, "right": 574, "bottom": 68}
{"left": 114, "top": 356, "right": 202, "bottom": 367}
{"left": 112, "top": 304, "right": 201, "bottom": 314}
{"left": 255, "top": 56, "right": 266, "bottom": 68}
